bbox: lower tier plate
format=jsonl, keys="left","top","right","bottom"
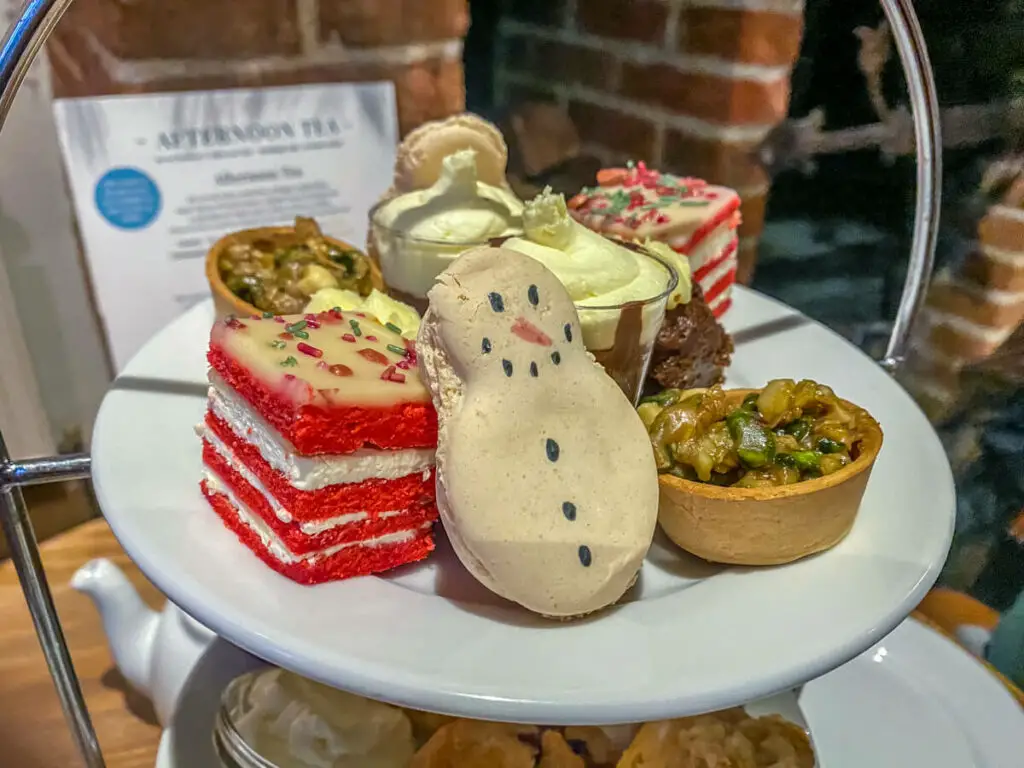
{"left": 94, "top": 289, "right": 955, "bottom": 723}
{"left": 157, "top": 619, "right": 1023, "bottom": 768}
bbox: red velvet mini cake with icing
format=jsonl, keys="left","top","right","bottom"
{"left": 199, "top": 309, "right": 439, "bottom": 584}
{"left": 568, "top": 163, "right": 741, "bottom": 318}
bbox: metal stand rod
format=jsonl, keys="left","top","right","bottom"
{"left": 0, "top": 0, "right": 102, "bottom": 760}
{"left": 3, "top": 453, "right": 91, "bottom": 487}
{"left": 878, "top": 0, "right": 943, "bottom": 374}
{"left": 0, "top": 436, "right": 104, "bottom": 767}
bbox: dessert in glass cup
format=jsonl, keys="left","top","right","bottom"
{"left": 496, "top": 190, "right": 682, "bottom": 404}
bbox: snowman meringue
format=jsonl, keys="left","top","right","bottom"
{"left": 416, "top": 246, "right": 659, "bottom": 618}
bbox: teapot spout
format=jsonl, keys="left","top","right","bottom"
{"left": 71, "top": 558, "right": 158, "bottom": 698}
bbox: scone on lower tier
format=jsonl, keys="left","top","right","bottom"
{"left": 199, "top": 310, "right": 439, "bottom": 584}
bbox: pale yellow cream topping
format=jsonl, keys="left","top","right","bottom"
{"left": 305, "top": 288, "right": 421, "bottom": 339}
{"left": 501, "top": 190, "right": 689, "bottom": 350}
{"left": 375, "top": 149, "right": 522, "bottom": 242}
{"left": 372, "top": 150, "right": 523, "bottom": 297}
{"left": 212, "top": 310, "right": 429, "bottom": 407}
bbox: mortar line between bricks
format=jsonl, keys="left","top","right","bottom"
{"left": 651, "top": 121, "right": 666, "bottom": 167}
{"left": 499, "top": 19, "right": 794, "bottom": 83}
{"left": 662, "top": 0, "right": 683, "bottom": 53}
{"left": 294, "top": 0, "right": 320, "bottom": 56}
{"left": 563, "top": 0, "right": 578, "bottom": 30}
{"left": 78, "top": 31, "right": 465, "bottom": 84}
{"left": 922, "top": 307, "right": 1015, "bottom": 342}
{"left": 680, "top": 0, "right": 805, "bottom": 14}
{"left": 932, "top": 275, "right": 1024, "bottom": 305}
{"left": 500, "top": 72, "right": 777, "bottom": 143}
{"left": 734, "top": 183, "right": 771, "bottom": 198}
{"left": 982, "top": 244, "right": 1024, "bottom": 266}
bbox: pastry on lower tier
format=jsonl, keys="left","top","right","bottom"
{"left": 618, "top": 708, "right": 814, "bottom": 768}
{"left": 417, "top": 246, "right": 659, "bottom": 618}
{"left": 568, "top": 163, "right": 741, "bottom": 318}
{"left": 200, "top": 309, "right": 439, "bottom": 584}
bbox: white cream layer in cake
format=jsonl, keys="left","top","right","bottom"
{"left": 675, "top": 220, "right": 737, "bottom": 273}
{"left": 708, "top": 290, "right": 732, "bottom": 314}
{"left": 202, "top": 472, "right": 431, "bottom": 564}
{"left": 698, "top": 248, "right": 738, "bottom": 292}
{"left": 207, "top": 383, "right": 435, "bottom": 490}
{"left": 198, "top": 424, "right": 414, "bottom": 534}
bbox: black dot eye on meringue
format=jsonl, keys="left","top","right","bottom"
{"left": 527, "top": 284, "right": 539, "bottom": 306}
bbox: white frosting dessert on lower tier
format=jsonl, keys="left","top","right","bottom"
{"left": 202, "top": 472, "right": 429, "bottom": 563}
{"left": 230, "top": 667, "right": 416, "bottom": 768}
{"left": 208, "top": 383, "right": 435, "bottom": 490}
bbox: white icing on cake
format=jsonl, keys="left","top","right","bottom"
{"left": 208, "top": 383, "right": 434, "bottom": 490}
{"left": 202, "top": 472, "right": 429, "bottom": 564}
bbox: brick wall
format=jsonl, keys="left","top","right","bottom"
{"left": 46, "top": 0, "right": 468, "bottom": 136}
{"left": 902, "top": 202, "right": 1024, "bottom": 419}
{"left": 495, "top": 0, "right": 805, "bottom": 283}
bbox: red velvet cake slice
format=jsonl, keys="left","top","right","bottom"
{"left": 209, "top": 309, "right": 437, "bottom": 454}
{"left": 202, "top": 477, "right": 435, "bottom": 585}
{"left": 568, "top": 162, "right": 741, "bottom": 318}
{"left": 200, "top": 309, "right": 439, "bottom": 584}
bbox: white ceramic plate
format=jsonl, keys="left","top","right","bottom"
{"left": 94, "top": 289, "right": 954, "bottom": 723}
{"left": 155, "top": 637, "right": 809, "bottom": 768}
{"left": 800, "top": 619, "right": 1024, "bottom": 767}
{"left": 156, "top": 620, "right": 1024, "bottom": 768}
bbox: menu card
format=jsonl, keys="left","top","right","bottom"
{"left": 53, "top": 82, "right": 397, "bottom": 371}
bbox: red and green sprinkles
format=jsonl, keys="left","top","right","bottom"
{"left": 380, "top": 365, "right": 406, "bottom": 383}
{"left": 570, "top": 161, "right": 712, "bottom": 229}
{"left": 263, "top": 314, "right": 417, "bottom": 386}
{"left": 357, "top": 348, "right": 389, "bottom": 365}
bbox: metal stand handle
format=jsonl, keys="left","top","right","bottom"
{"left": 877, "top": 0, "right": 943, "bottom": 373}
{"left": 0, "top": 0, "right": 943, "bottom": 765}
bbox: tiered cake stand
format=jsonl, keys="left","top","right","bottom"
{"left": 0, "top": 0, "right": 963, "bottom": 766}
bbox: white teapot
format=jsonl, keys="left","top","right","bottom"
{"left": 72, "top": 558, "right": 215, "bottom": 725}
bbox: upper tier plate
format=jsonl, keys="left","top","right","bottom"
{"left": 92, "top": 288, "right": 955, "bottom": 724}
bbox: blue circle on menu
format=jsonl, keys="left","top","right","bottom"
{"left": 94, "top": 167, "right": 161, "bottom": 230}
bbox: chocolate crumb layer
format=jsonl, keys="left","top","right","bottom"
{"left": 649, "top": 283, "right": 733, "bottom": 391}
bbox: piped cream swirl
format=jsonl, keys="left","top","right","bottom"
{"left": 502, "top": 189, "right": 687, "bottom": 350}
{"left": 371, "top": 150, "right": 523, "bottom": 297}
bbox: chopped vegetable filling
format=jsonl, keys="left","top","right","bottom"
{"left": 219, "top": 216, "right": 372, "bottom": 314}
{"left": 638, "top": 379, "right": 864, "bottom": 487}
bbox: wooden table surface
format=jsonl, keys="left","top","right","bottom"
{"left": 0, "top": 518, "right": 163, "bottom": 768}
